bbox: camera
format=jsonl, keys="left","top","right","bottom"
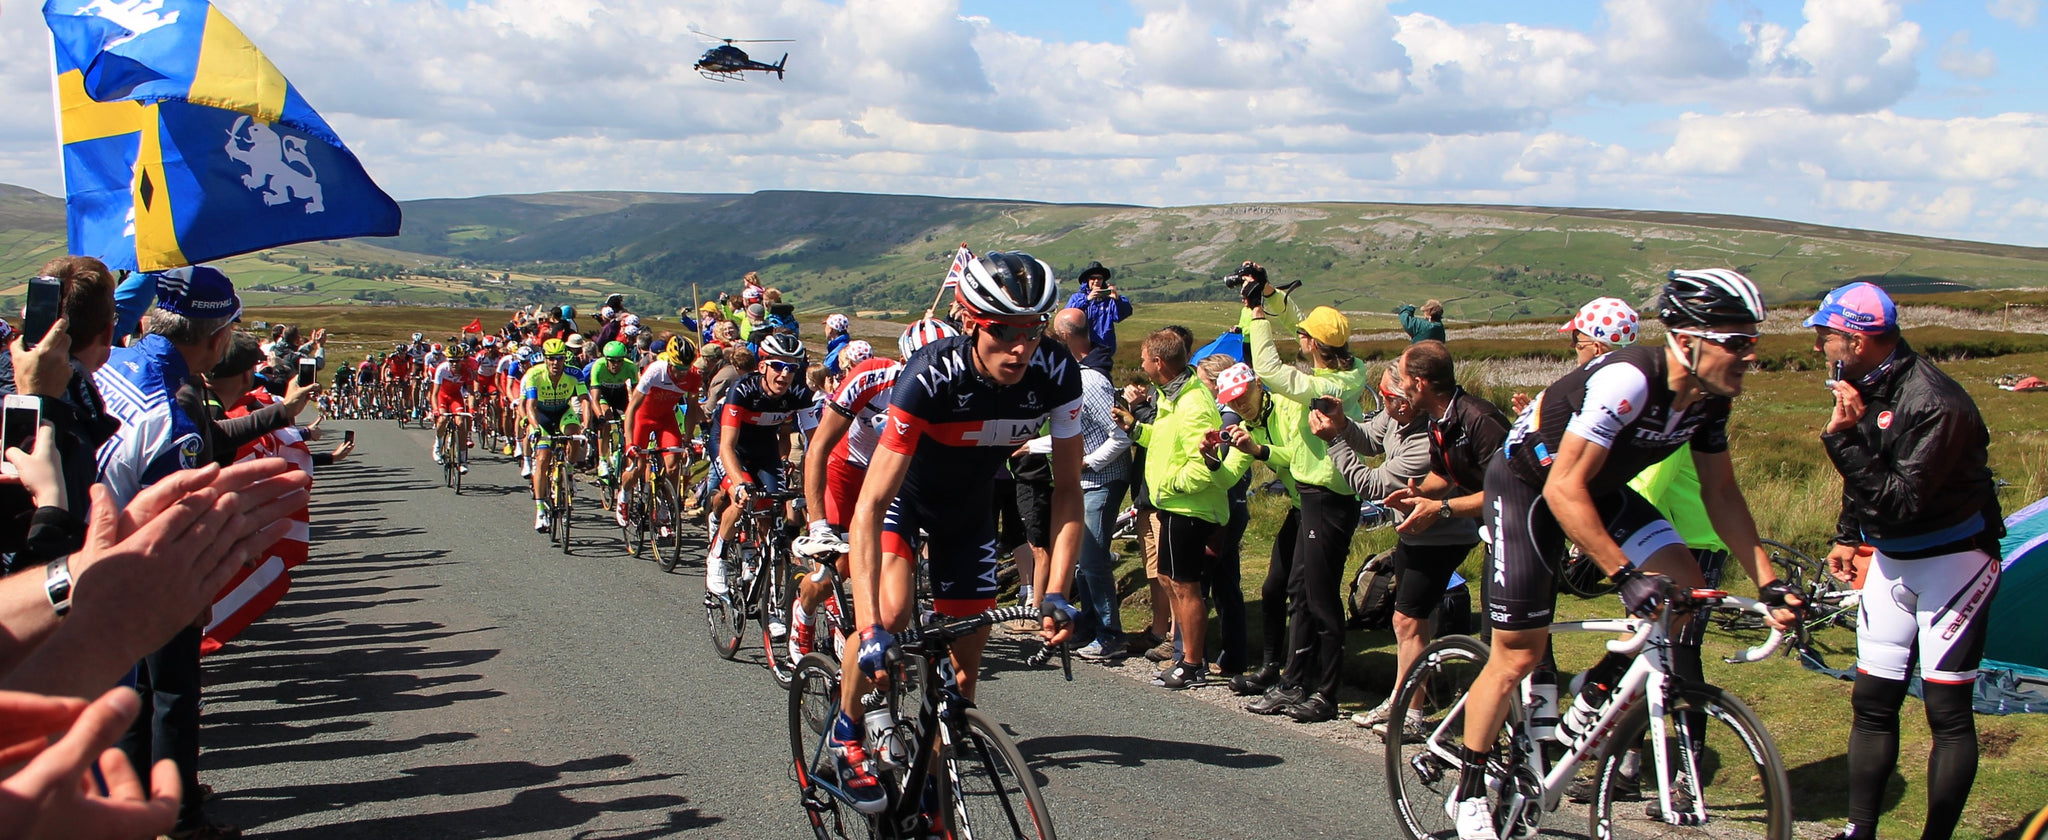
{"left": 1226, "top": 261, "right": 1268, "bottom": 306}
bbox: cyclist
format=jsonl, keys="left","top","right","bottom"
{"left": 1448, "top": 269, "right": 1800, "bottom": 840}
{"left": 707, "top": 333, "right": 813, "bottom": 596}
{"left": 586, "top": 339, "right": 640, "bottom": 481}
{"left": 382, "top": 344, "right": 414, "bottom": 416}
{"left": 828, "top": 252, "right": 1086, "bottom": 814}
{"left": 790, "top": 326, "right": 954, "bottom": 662}
{"left": 616, "top": 337, "right": 703, "bottom": 534}
{"left": 523, "top": 338, "right": 591, "bottom": 532}
{"left": 494, "top": 340, "right": 526, "bottom": 455}
{"left": 431, "top": 343, "right": 475, "bottom": 473}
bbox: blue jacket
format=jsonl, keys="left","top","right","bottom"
{"left": 1064, "top": 291, "right": 1132, "bottom": 350}
{"left": 94, "top": 335, "right": 203, "bottom": 505}
{"left": 823, "top": 333, "right": 851, "bottom": 376}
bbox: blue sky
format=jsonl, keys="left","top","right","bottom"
{"left": 3, "top": 0, "right": 2046, "bottom": 245}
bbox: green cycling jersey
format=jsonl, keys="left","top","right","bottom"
{"left": 522, "top": 365, "right": 588, "bottom": 412}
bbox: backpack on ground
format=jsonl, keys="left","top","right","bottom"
{"left": 1347, "top": 550, "right": 1398, "bottom": 631}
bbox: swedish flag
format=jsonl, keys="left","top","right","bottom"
{"left": 45, "top": 0, "right": 400, "bottom": 272}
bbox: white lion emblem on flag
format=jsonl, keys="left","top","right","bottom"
{"left": 224, "top": 116, "right": 325, "bottom": 213}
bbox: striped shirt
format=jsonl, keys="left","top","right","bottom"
{"left": 1078, "top": 366, "right": 1130, "bottom": 486}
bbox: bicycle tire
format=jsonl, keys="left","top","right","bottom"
{"left": 624, "top": 473, "right": 650, "bottom": 559}
{"left": 764, "top": 544, "right": 799, "bottom": 690}
{"left": 705, "top": 546, "right": 745, "bottom": 659}
{"left": 939, "top": 708, "right": 1057, "bottom": 840}
{"left": 553, "top": 462, "right": 574, "bottom": 555}
{"left": 1386, "top": 634, "right": 1497, "bottom": 840}
{"left": 658, "top": 474, "right": 685, "bottom": 561}
{"left": 1588, "top": 682, "right": 1792, "bottom": 840}
{"left": 1560, "top": 544, "right": 1621, "bottom": 598}
{"left": 788, "top": 653, "right": 878, "bottom": 840}
{"left": 440, "top": 427, "right": 454, "bottom": 489}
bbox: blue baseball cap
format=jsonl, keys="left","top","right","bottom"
{"left": 152, "top": 265, "right": 242, "bottom": 322}
{"left": 1802, "top": 282, "right": 1896, "bottom": 335}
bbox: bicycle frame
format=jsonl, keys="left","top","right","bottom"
{"left": 1415, "top": 593, "right": 1784, "bottom": 825}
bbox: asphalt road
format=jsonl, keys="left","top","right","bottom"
{"left": 198, "top": 417, "right": 1419, "bottom": 839}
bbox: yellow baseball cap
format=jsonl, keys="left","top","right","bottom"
{"left": 1297, "top": 306, "right": 1350, "bottom": 348}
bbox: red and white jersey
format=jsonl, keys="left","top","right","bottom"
{"left": 433, "top": 360, "right": 473, "bottom": 397}
{"left": 828, "top": 357, "right": 903, "bottom": 468}
{"left": 636, "top": 359, "right": 701, "bottom": 415}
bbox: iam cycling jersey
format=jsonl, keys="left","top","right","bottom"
{"left": 496, "top": 354, "right": 523, "bottom": 393}
{"left": 586, "top": 358, "right": 640, "bottom": 412}
{"left": 876, "top": 335, "right": 1083, "bottom": 613}
{"left": 632, "top": 359, "right": 700, "bottom": 450}
{"left": 522, "top": 365, "right": 587, "bottom": 436}
{"left": 719, "top": 372, "right": 812, "bottom": 472}
{"left": 1503, "top": 344, "right": 1730, "bottom": 496}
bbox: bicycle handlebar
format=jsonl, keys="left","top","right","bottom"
{"left": 911, "top": 605, "right": 1075, "bottom": 682}
{"left": 1598, "top": 590, "right": 1786, "bottom": 664}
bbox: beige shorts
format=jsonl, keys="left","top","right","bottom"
{"left": 1139, "top": 509, "right": 1163, "bottom": 578}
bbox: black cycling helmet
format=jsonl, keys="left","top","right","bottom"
{"left": 957, "top": 251, "right": 1058, "bottom": 321}
{"left": 758, "top": 333, "right": 806, "bottom": 360}
{"left": 1657, "top": 269, "right": 1767, "bottom": 327}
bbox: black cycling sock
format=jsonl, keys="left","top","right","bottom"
{"left": 1454, "top": 744, "right": 1491, "bottom": 801}
{"left": 1847, "top": 673, "right": 1909, "bottom": 833}
{"left": 1920, "top": 680, "right": 1979, "bottom": 840}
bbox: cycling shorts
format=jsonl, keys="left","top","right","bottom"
{"left": 720, "top": 465, "right": 782, "bottom": 512}
{"left": 531, "top": 407, "right": 571, "bottom": 446}
{"left": 1856, "top": 547, "right": 1999, "bottom": 684}
{"left": 434, "top": 389, "right": 467, "bottom": 417}
{"left": 595, "top": 387, "right": 630, "bottom": 413}
{"left": 1480, "top": 457, "right": 1685, "bottom": 631}
{"left": 882, "top": 481, "right": 1000, "bottom": 616}
{"left": 630, "top": 406, "right": 684, "bottom": 451}
{"left": 823, "top": 458, "right": 867, "bottom": 529}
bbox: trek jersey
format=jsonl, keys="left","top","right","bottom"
{"left": 1503, "top": 343, "right": 1730, "bottom": 496}
{"left": 827, "top": 357, "right": 904, "bottom": 469}
{"left": 522, "top": 366, "right": 587, "bottom": 414}
{"left": 879, "top": 335, "right": 1085, "bottom": 499}
{"left": 720, "top": 373, "right": 814, "bottom": 469}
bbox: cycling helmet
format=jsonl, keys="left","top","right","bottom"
{"left": 1657, "top": 269, "right": 1766, "bottom": 327}
{"left": 411, "top": 332, "right": 423, "bottom": 342}
{"left": 559, "top": 305, "right": 576, "bottom": 321}
{"left": 431, "top": 343, "right": 444, "bottom": 353}
{"left": 824, "top": 313, "right": 850, "bottom": 333}
{"left": 392, "top": 343, "right": 406, "bottom": 354}
{"left": 956, "top": 251, "right": 1058, "bottom": 321}
{"left": 661, "top": 335, "right": 699, "bottom": 366}
{"left": 1561, "top": 297, "right": 1639, "bottom": 347}
{"left": 447, "top": 343, "right": 468, "bottom": 357}
{"left": 840, "top": 340, "right": 874, "bottom": 367}
{"left": 758, "top": 333, "right": 805, "bottom": 360}
{"left": 898, "top": 318, "right": 960, "bottom": 359}
{"left": 602, "top": 340, "right": 631, "bottom": 359}
{"left": 541, "top": 338, "right": 569, "bottom": 358}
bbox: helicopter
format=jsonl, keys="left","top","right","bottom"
{"left": 691, "top": 29, "right": 792, "bottom": 81}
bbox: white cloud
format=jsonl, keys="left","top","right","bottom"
{"left": 1988, "top": 0, "right": 2040, "bottom": 27}
{"left": 1939, "top": 31, "right": 1999, "bottom": 79}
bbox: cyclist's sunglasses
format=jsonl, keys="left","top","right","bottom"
{"left": 1674, "top": 328, "right": 1761, "bottom": 355}
{"left": 968, "top": 316, "right": 1048, "bottom": 344}
{"left": 762, "top": 359, "right": 803, "bottom": 373}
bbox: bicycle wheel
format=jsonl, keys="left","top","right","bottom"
{"left": 1589, "top": 682, "right": 1791, "bottom": 840}
{"left": 658, "top": 474, "right": 687, "bottom": 561}
{"left": 440, "top": 428, "right": 455, "bottom": 489}
{"left": 1560, "top": 544, "right": 1620, "bottom": 598}
{"left": 705, "top": 546, "right": 745, "bottom": 659}
{"left": 1386, "top": 634, "right": 1498, "bottom": 840}
{"left": 789, "top": 653, "right": 877, "bottom": 840}
{"left": 553, "top": 462, "right": 574, "bottom": 555}
{"left": 622, "top": 472, "right": 649, "bottom": 558}
{"left": 938, "top": 708, "right": 1057, "bottom": 840}
{"left": 763, "top": 546, "right": 799, "bottom": 689}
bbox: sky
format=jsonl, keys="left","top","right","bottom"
{"left": 3, "top": 0, "right": 2046, "bottom": 246}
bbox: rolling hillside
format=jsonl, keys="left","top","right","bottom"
{"left": 6, "top": 183, "right": 2047, "bottom": 318}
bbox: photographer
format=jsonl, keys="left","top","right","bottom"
{"left": 1063, "top": 261, "right": 1131, "bottom": 374}
{"left": 1807, "top": 282, "right": 2000, "bottom": 840}
{"left": 1229, "top": 261, "right": 1370, "bottom": 723}
{"left": 1400, "top": 300, "right": 1446, "bottom": 343}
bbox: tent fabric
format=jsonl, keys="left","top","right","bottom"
{"left": 1985, "top": 495, "right": 2048, "bottom": 673}
{"left": 1191, "top": 330, "right": 1246, "bottom": 365}
{"left": 1799, "top": 649, "right": 2048, "bottom": 716}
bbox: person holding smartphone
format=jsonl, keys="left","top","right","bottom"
{"left": 1061, "top": 261, "right": 1130, "bottom": 374}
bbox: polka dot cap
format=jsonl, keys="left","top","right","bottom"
{"left": 1560, "top": 297, "right": 1639, "bottom": 347}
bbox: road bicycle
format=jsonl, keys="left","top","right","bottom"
{"left": 1712, "top": 538, "right": 1860, "bottom": 637}
{"left": 435, "top": 410, "right": 473, "bottom": 493}
{"left": 537, "top": 433, "right": 583, "bottom": 555}
{"left": 592, "top": 413, "right": 626, "bottom": 512}
{"left": 704, "top": 482, "right": 803, "bottom": 687}
{"left": 621, "top": 440, "right": 692, "bottom": 570}
{"left": 1385, "top": 589, "right": 1792, "bottom": 840}
{"left": 789, "top": 604, "right": 1064, "bottom": 840}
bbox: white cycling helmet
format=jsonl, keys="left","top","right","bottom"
{"left": 759, "top": 332, "right": 806, "bottom": 360}
{"left": 1658, "top": 269, "right": 1767, "bottom": 327}
{"left": 899, "top": 318, "right": 960, "bottom": 359}
{"left": 956, "top": 251, "right": 1058, "bottom": 321}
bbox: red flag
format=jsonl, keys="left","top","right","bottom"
{"left": 461, "top": 317, "right": 484, "bottom": 334}
{"left": 202, "top": 389, "right": 315, "bottom": 656}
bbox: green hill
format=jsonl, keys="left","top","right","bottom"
{"left": 6, "top": 183, "right": 2047, "bottom": 318}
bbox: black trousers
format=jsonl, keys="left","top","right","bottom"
{"left": 1281, "top": 485, "right": 1362, "bottom": 701}
{"left": 1205, "top": 492, "right": 1251, "bottom": 673}
{"left": 1257, "top": 507, "right": 1300, "bottom": 670}
{"left": 119, "top": 625, "right": 204, "bottom": 827}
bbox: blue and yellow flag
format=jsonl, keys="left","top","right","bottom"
{"left": 44, "top": 0, "right": 400, "bottom": 271}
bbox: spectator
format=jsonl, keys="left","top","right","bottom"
{"left": 1063, "top": 262, "right": 1130, "bottom": 374}
{"left": 1121, "top": 329, "right": 1246, "bottom": 689}
{"left": 822, "top": 314, "right": 851, "bottom": 377}
{"left": 93, "top": 265, "right": 258, "bottom": 840}
{"left": 1234, "top": 266, "right": 1370, "bottom": 724}
{"left": 1399, "top": 299, "right": 1446, "bottom": 343}
{"left": 1197, "top": 356, "right": 1254, "bottom": 676}
{"left": 1048, "top": 308, "right": 1131, "bottom": 660}
{"left": 1118, "top": 376, "right": 1170, "bottom": 657}
{"left": 1808, "top": 282, "right": 2000, "bottom": 840}
{"left": 1311, "top": 360, "right": 1481, "bottom": 733}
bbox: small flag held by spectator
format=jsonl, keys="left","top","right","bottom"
{"left": 462, "top": 317, "right": 484, "bottom": 333}
{"left": 941, "top": 244, "right": 972, "bottom": 292}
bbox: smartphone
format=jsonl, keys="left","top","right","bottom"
{"left": 22, "top": 275, "right": 61, "bottom": 349}
{"left": 2, "top": 394, "right": 40, "bottom": 476}
{"left": 297, "top": 358, "right": 317, "bottom": 387}
{"left": 1826, "top": 359, "right": 1846, "bottom": 389}
{"left": 1312, "top": 396, "right": 1342, "bottom": 416}
{"left": 344, "top": 429, "right": 356, "bottom": 445}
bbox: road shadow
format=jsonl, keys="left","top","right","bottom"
{"left": 1784, "top": 751, "right": 1903, "bottom": 824}
{"left": 1020, "top": 732, "right": 1284, "bottom": 773}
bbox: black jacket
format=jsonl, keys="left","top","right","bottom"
{"left": 1431, "top": 387, "right": 1509, "bottom": 495}
{"left": 0, "top": 354, "right": 123, "bottom": 573}
{"left": 1823, "top": 341, "right": 2002, "bottom": 558}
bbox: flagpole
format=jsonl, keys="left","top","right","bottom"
{"left": 926, "top": 242, "right": 966, "bottom": 320}
{"left": 692, "top": 283, "right": 701, "bottom": 327}
{"left": 47, "top": 35, "right": 67, "bottom": 223}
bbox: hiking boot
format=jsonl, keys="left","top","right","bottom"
{"left": 1154, "top": 660, "right": 1208, "bottom": 690}
{"left": 1282, "top": 694, "right": 1337, "bottom": 723}
{"left": 1567, "top": 770, "right": 1639, "bottom": 804}
{"left": 1142, "top": 639, "right": 1175, "bottom": 662}
{"left": 1248, "top": 684, "right": 1307, "bottom": 715}
{"left": 1231, "top": 663, "right": 1280, "bottom": 696}
{"left": 1126, "top": 630, "right": 1165, "bottom": 657}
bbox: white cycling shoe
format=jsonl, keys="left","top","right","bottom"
{"left": 1452, "top": 797, "right": 1499, "bottom": 840}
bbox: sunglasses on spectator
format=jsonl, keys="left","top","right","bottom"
{"left": 1673, "top": 328, "right": 1760, "bottom": 355}
{"left": 763, "top": 359, "right": 803, "bottom": 373}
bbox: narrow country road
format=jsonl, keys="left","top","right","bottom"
{"left": 197, "top": 418, "right": 1440, "bottom": 839}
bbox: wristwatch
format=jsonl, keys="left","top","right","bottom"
{"left": 44, "top": 555, "right": 72, "bottom": 618}
{"left": 1436, "top": 499, "right": 1453, "bottom": 520}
